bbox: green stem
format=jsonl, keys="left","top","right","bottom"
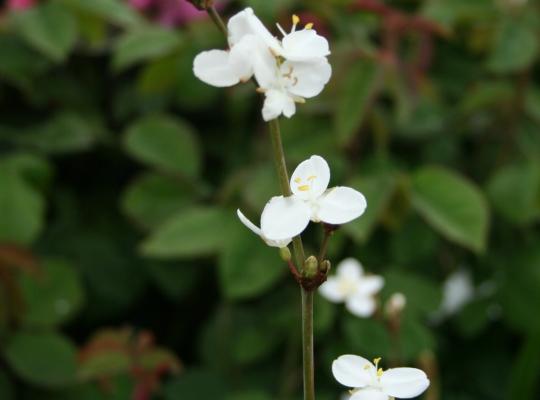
{"left": 208, "top": 6, "right": 228, "bottom": 37}
{"left": 268, "top": 119, "right": 306, "bottom": 269}
{"left": 201, "top": 8, "right": 313, "bottom": 397}
{"left": 301, "top": 289, "right": 315, "bottom": 400}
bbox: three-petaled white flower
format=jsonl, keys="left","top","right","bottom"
{"left": 260, "top": 155, "right": 367, "bottom": 242}
{"left": 193, "top": 8, "right": 332, "bottom": 121}
{"left": 332, "top": 355, "right": 430, "bottom": 400}
{"left": 319, "top": 258, "right": 384, "bottom": 317}
{"left": 236, "top": 209, "right": 291, "bottom": 248}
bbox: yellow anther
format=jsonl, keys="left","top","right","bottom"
{"left": 298, "top": 185, "right": 310, "bottom": 191}
{"left": 377, "top": 368, "right": 383, "bottom": 377}
{"left": 373, "top": 357, "right": 382, "bottom": 366}
{"left": 292, "top": 14, "right": 300, "bottom": 25}
{"left": 307, "top": 175, "right": 317, "bottom": 181}
{"left": 305, "top": 23, "right": 314, "bottom": 30}
{"left": 294, "top": 177, "right": 302, "bottom": 183}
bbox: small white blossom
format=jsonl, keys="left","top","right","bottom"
{"left": 332, "top": 355, "right": 430, "bottom": 400}
{"left": 260, "top": 155, "right": 367, "bottom": 241}
{"left": 193, "top": 8, "right": 332, "bottom": 121}
{"left": 436, "top": 270, "right": 474, "bottom": 319}
{"left": 385, "top": 292, "right": 407, "bottom": 315}
{"left": 319, "top": 258, "right": 383, "bottom": 317}
{"left": 236, "top": 209, "right": 291, "bottom": 248}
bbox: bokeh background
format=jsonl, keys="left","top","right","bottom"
{"left": 0, "top": 0, "right": 539, "bottom": 399}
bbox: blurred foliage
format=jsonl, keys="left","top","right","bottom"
{"left": 0, "top": 0, "right": 539, "bottom": 399}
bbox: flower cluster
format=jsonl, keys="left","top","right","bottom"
{"left": 319, "top": 258, "right": 384, "bottom": 317}
{"left": 6, "top": 0, "right": 36, "bottom": 11}
{"left": 333, "top": 355, "right": 430, "bottom": 400}
{"left": 237, "top": 155, "right": 367, "bottom": 247}
{"left": 193, "top": 8, "right": 332, "bottom": 121}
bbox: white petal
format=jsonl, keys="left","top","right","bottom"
{"left": 380, "top": 368, "right": 430, "bottom": 399}
{"left": 346, "top": 295, "right": 376, "bottom": 317}
{"left": 350, "top": 389, "right": 389, "bottom": 400}
{"left": 281, "top": 29, "right": 331, "bottom": 61}
{"left": 230, "top": 34, "right": 277, "bottom": 89}
{"left": 282, "top": 95, "right": 296, "bottom": 118}
{"left": 237, "top": 209, "right": 262, "bottom": 237}
{"left": 260, "top": 196, "right": 311, "bottom": 241}
{"left": 283, "top": 59, "right": 332, "bottom": 98}
{"left": 193, "top": 50, "right": 241, "bottom": 87}
{"left": 262, "top": 89, "right": 291, "bottom": 121}
{"left": 319, "top": 277, "right": 347, "bottom": 303}
{"left": 357, "top": 276, "right": 385, "bottom": 296}
{"left": 228, "top": 7, "right": 281, "bottom": 53}
{"left": 332, "top": 355, "right": 376, "bottom": 388}
{"left": 290, "top": 155, "right": 330, "bottom": 200}
{"left": 337, "top": 258, "right": 364, "bottom": 281}
{"left": 316, "top": 186, "right": 367, "bottom": 225}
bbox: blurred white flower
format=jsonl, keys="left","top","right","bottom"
{"left": 385, "top": 292, "right": 407, "bottom": 315}
{"left": 193, "top": 8, "right": 332, "bottom": 121}
{"left": 260, "top": 155, "right": 367, "bottom": 241}
{"left": 332, "top": 355, "right": 430, "bottom": 400}
{"left": 437, "top": 270, "right": 474, "bottom": 318}
{"left": 319, "top": 258, "right": 383, "bottom": 317}
{"left": 236, "top": 209, "right": 291, "bottom": 248}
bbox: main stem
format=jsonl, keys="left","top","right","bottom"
{"left": 269, "top": 119, "right": 314, "bottom": 400}
{"left": 201, "top": 8, "right": 315, "bottom": 398}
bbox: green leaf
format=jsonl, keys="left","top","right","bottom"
{"left": 0, "top": 153, "right": 53, "bottom": 190}
{"left": 219, "top": 225, "right": 285, "bottom": 300}
{"left": 19, "top": 258, "right": 84, "bottom": 328}
{"left": 3, "top": 332, "right": 77, "bottom": 387}
{"left": 0, "top": 168, "right": 45, "bottom": 245}
{"left": 488, "top": 17, "right": 539, "bottom": 73}
{"left": 335, "top": 59, "right": 380, "bottom": 145}
{"left": 227, "top": 391, "right": 272, "bottom": 400}
{"left": 121, "top": 173, "right": 195, "bottom": 229}
{"left": 11, "top": 3, "right": 77, "bottom": 62}
{"left": 382, "top": 270, "right": 442, "bottom": 317}
{"left": 141, "top": 207, "right": 232, "bottom": 259}
{"left": 411, "top": 166, "right": 489, "bottom": 252}
{"left": 344, "top": 171, "right": 398, "bottom": 242}
{"left": 487, "top": 163, "right": 540, "bottom": 225}
{"left": 113, "top": 27, "right": 182, "bottom": 71}
{"left": 61, "top": 0, "right": 143, "bottom": 27}
{"left": 15, "top": 112, "right": 100, "bottom": 154}
{"left": 343, "top": 316, "right": 391, "bottom": 359}
{"left": 124, "top": 114, "right": 200, "bottom": 177}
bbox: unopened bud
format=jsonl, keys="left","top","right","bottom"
{"left": 279, "top": 246, "right": 292, "bottom": 262}
{"left": 386, "top": 292, "right": 407, "bottom": 315}
{"left": 303, "top": 256, "right": 318, "bottom": 278}
{"left": 319, "top": 260, "right": 331, "bottom": 274}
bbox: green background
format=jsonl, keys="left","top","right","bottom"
{"left": 0, "top": 0, "right": 539, "bottom": 399}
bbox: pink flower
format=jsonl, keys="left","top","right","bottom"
{"left": 129, "top": 0, "right": 154, "bottom": 10}
{"left": 7, "top": 0, "right": 37, "bottom": 10}
{"left": 128, "top": 0, "right": 227, "bottom": 27}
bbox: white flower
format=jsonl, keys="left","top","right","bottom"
{"left": 319, "top": 258, "right": 384, "bottom": 317}
{"left": 437, "top": 270, "right": 474, "bottom": 318}
{"left": 236, "top": 209, "right": 291, "bottom": 248}
{"left": 332, "top": 355, "right": 430, "bottom": 400}
{"left": 260, "top": 155, "right": 367, "bottom": 241}
{"left": 193, "top": 8, "right": 332, "bottom": 121}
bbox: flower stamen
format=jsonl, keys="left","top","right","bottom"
{"left": 305, "top": 22, "right": 314, "bottom": 30}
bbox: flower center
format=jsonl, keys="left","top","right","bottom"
{"left": 294, "top": 175, "right": 317, "bottom": 192}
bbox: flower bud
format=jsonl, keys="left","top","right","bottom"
{"left": 303, "top": 256, "right": 318, "bottom": 278}
{"left": 319, "top": 259, "right": 331, "bottom": 274}
{"left": 385, "top": 292, "right": 407, "bottom": 316}
{"left": 279, "top": 246, "right": 292, "bottom": 262}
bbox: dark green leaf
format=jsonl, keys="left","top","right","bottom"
{"left": 411, "top": 166, "right": 489, "bottom": 252}
{"left": 124, "top": 114, "right": 200, "bottom": 177}
{"left": 4, "top": 332, "right": 77, "bottom": 387}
